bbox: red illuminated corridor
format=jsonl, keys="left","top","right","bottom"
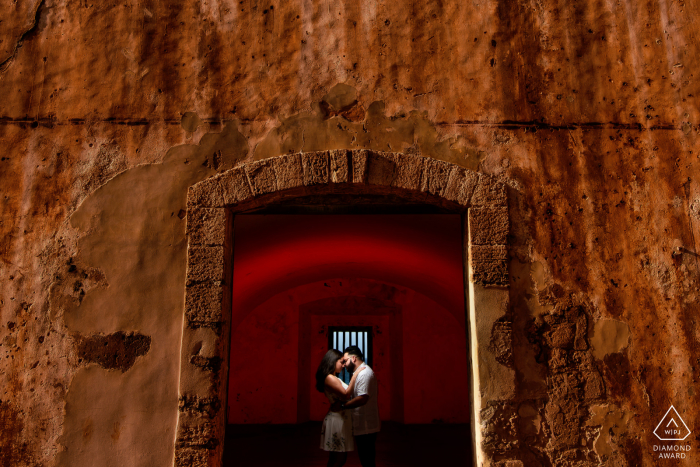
{"left": 225, "top": 214, "right": 473, "bottom": 465}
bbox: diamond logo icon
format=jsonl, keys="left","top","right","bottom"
{"left": 654, "top": 406, "right": 692, "bottom": 441}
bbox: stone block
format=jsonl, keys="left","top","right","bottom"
{"left": 547, "top": 323, "right": 577, "bottom": 349}
{"left": 187, "top": 177, "right": 225, "bottom": 208}
{"left": 471, "top": 244, "right": 508, "bottom": 262}
{"left": 366, "top": 151, "right": 396, "bottom": 186}
{"left": 219, "top": 167, "right": 253, "bottom": 205}
{"left": 574, "top": 314, "right": 588, "bottom": 351}
{"left": 174, "top": 447, "right": 209, "bottom": 467}
{"left": 472, "top": 174, "right": 507, "bottom": 207}
{"left": 178, "top": 361, "right": 219, "bottom": 400}
{"left": 186, "top": 246, "right": 226, "bottom": 284}
{"left": 444, "top": 166, "right": 479, "bottom": 205}
{"left": 185, "top": 284, "right": 224, "bottom": 328}
{"left": 495, "top": 461, "right": 524, "bottom": 467}
{"left": 421, "top": 157, "right": 452, "bottom": 197}
{"left": 176, "top": 417, "right": 219, "bottom": 449}
{"left": 365, "top": 152, "right": 424, "bottom": 191}
{"left": 178, "top": 394, "right": 221, "bottom": 418}
{"left": 470, "top": 245, "right": 509, "bottom": 286}
{"left": 391, "top": 153, "right": 424, "bottom": 191}
{"left": 302, "top": 151, "right": 329, "bottom": 185}
{"left": 273, "top": 154, "right": 304, "bottom": 190}
{"left": 469, "top": 285, "right": 515, "bottom": 410}
{"left": 182, "top": 326, "right": 225, "bottom": 360}
{"left": 187, "top": 208, "right": 227, "bottom": 246}
{"left": 583, "top": 369, "right": 605, "bottom": 400}
{"left": 190, "top": 355, "right": 223, "bottom": 372}
{"left": 245, "top": 159, "right": 277, "bottom": 195}
{"left": 329, "top": 149, "right": 350, "bottom": 183}
{"left": 469, "top": 206, "right": 509, "bottom": 245}
{"left": 352, "top": 149, "right": 369, "bottom": 183}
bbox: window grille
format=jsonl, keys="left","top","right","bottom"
{"left": 328, "top": 326, "right": 372, "bottom": 384}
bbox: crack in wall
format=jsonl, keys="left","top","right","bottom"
{"left": 0, "top": 0, "right": 45, "bottom": 74}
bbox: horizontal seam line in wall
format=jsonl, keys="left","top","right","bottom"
{"left": 0, "top": 117, "right": 682, "bottom": 131}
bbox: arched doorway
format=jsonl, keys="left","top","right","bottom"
{"left": 173, "top": 150, "right": 512, "bottom": 467}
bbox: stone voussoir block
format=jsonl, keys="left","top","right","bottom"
{"left": 391, "top": 152, "right": 425, "bottom": 191}
{"left": 470, "top": 245, "right": 509, "bottom": 287}
{"left": 273, "top": 153, "right": 304, "bottom": 190}
{"left": 302, "top": 151, "right": 330, "bottom": 185}
{"left": 329, "top": 149, "right": 350, "bottom": 183}
{"left": 187, "top": 208, "right": 227, "bottom": 246}
{"left": 366, "top": 152, "right": 424, "bottom": 191}
{"left": 187, "top": 177, "right": 225, "bottom": 208}
{"left": 351, "top": 149, "right": 369, "bottom": 184}
{"left": 421, "top": 157, "right": 452, "bottom": 197}
{"left": 219, "top": 166, "right": 253, "bottom": 206}
{"left": 443, "top": 166, "right": 480, "bottom": 206}
{"left": 472, "top": 174, "right": 508, "bottom": 207}
{"left": 365, "top": 150, "right": 396, "bottom": 186}
{"left": 469, "top": 206, "right": 510, "bottom": 245}
{"left": 186, "top": 246, "right": 226, "bottom": 284}
{"left": 185, "top": 283, "right": 225, "bottom": 328}
{"left": 245, "top": 159, "right": 277, "bottom": 195}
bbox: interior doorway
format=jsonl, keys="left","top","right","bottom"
{"left": 223, "top": 212, "right": 473, "bottom": 465}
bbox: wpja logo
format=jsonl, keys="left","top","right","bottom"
{"left": 652, "top": 406, "right": 692, "bottom": 459}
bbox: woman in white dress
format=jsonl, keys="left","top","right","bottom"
{"left": 314, "top": 349, "right": 366, "bottom": 467}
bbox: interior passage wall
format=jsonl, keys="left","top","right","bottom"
{"left": 402, "top": 291, "right": 470, "bottom": 424}
{"left": 227, "top": 278, "right": 470, "bottom": 424}
{"left": 227, "top": 292, "right": 299, "bottom": 424}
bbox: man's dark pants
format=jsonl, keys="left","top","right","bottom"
{"left": 355, "top": 432, "right": 378, "bottom": 467}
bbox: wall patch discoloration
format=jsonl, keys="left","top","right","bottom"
{"left": 253, "top": 86, "right": 491, "bottom": 171}
{"left": 590, "top": 319, "right": 630, "bottom": 360}
{"left": 586, "top": 404, "right": 633, "bottom": 464}
{"left": 0, "top": 401, "right": 34, "bottom": 467}
{"left": 75, "top": 332, "right": 151, "bottom": 372}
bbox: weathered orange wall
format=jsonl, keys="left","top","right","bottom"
{"left": 1, "top": 0, "right": 699, "bottom": 466}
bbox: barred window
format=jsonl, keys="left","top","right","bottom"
{"left": 328, "top": 326, "right": 373, "bottom": 384}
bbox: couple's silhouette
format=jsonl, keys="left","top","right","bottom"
{"left": 315, "top": 346, "right": 380, "bottom": 467}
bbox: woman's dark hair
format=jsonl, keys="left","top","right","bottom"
{"left": 315, "top": 349, "right": 342, "bottom": 393}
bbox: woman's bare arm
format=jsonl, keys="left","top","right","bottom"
{"left": 324, "top": 374, "right": 348, "bottom": 398}
{"left": 324, "top": 367, "right": 367, "bottom": 400}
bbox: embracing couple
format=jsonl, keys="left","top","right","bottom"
{"left": 314, "top": 346, "right": 380, "bottom": 467}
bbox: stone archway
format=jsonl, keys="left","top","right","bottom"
{"left": 173, "top": 149, "right": 512, "bottom": 467}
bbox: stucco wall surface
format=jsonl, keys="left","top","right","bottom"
{"left": 0, "top": 0, "right": 698, "bottom": 466}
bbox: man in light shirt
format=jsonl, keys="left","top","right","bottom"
{"left": 334, "top": 345, "right": 380, "bottom": 467}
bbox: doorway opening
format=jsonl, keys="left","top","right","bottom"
{"left": 223, "top": 211, "right": 472, "bottom": 466}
